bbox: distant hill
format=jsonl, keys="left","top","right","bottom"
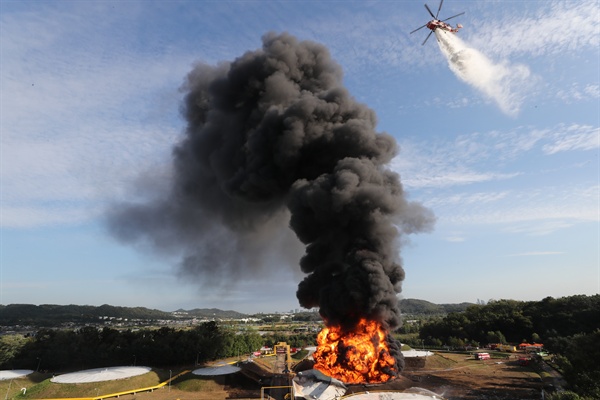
{"left": 399, "top": 298, "right": 474, "bottom": 315}
{"left": 0, "top": 304, "right": 174, "bottom": 326}
{"left": 0, "top": 300, "right": 472, "bottom": 327}
{"left": 0, "top": 304, "right": 257, "bottom": 328}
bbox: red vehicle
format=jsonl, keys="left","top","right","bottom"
{"left": 518, "top": 357, "right": 530, "bottom": 366}
{"left": 410, "top": 0, "right": 465, "bottom": 45}
{"left": 474, "top": 352, "right": 490, "bottom": 360}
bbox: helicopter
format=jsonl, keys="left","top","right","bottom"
{"left": 410, "top": 0, "right": 465, "bottom": 45}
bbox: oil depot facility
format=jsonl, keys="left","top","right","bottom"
{"left": 3, "top": 340, "right": 552, "bottom": 399}
{"left": 231, "top": 342, "right": 443, "bottom": 400}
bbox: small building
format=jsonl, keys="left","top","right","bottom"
{"left": 519, "top": 343, "right": 544, "bottom": 352}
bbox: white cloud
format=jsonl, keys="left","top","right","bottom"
{"left": 445, "top": 233, "right": 466, "bottom": 243}
{"left": 542, "top": 125, "right": 600, "bottom": 154}
{"left": 395, "top": 123, "right": 599, "bottom": 191}
{"left": 394, "top": 125, "right": 598, "bottom": 229}
{"left": 299, "top": 2, "right": 444, "bottom": 72}
{"left": 428, "top": 191, "right": 510, "bottom": 208}
{"left": 394, "top": 126, "right": 553, "bottom": 190}
{"left": 556, "top": 83, "right": 600, "bottom": 103}
{"left": 0, "top": 4, "right": 190, "bottom": 228}
{"left": 506, "top": 251, "right": 565, "bottom": 257}
{"left": 503, "top": 220, "right": 577, "bottom": 236}
{"left": 432, "top": 185, "right": 598, "bottom": 229}
{"left": 403, "top": 171, "right": 518, "bottom": 189}
{"left": 0, "top": 206, "right": 96, "bottom": 229}
{"left": 468, "top": 1, "right": 599, "bottom": 59}
{"left": 584, "top": 84, "right": 600, "bottom": 98}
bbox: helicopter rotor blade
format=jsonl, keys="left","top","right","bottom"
{"left": 441, "top": 11, "right": 465, "bottom": 22}
{"left": 410, "top": 24, "right": 428, "bottom": 34}
{"left": 424, "top": 3, "right": 436, "bottom": 19}
{"left": 436, "top": 0, "right": 444, "bottom": 19}
{"left": 422, "top": 30, "right": 433, "bottom": 46}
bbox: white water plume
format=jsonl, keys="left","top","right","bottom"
{"left": 435, "top": 29, "right": 532, "bottom": 116}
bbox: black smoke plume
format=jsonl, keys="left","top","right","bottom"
{"left": 107, "top": 32, "right": 434, "bottom": 336}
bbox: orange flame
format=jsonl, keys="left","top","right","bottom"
{"left": 313, "top": 318, "right": 398, "bottom": 384}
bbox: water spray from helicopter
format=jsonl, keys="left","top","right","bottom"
{"left": 411, "top": 0, "right": 533, "bottom": 116}
{"left": 434, "top": 30, "right": 532, "bottom": 116}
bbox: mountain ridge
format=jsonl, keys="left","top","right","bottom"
{"left": 0, "top": 299, "right": 474, "bottom": 326}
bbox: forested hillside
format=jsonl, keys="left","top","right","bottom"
{"left": 419, "top": 294, "right": 600, "bottom": 399}
{"left": 420, "top": 294, "right": 599, "bottom": 345}
{"left": 399, "top": 298, "right": 473, "bottom": 315}
{"left": 1, "top": 300, "right": 468, "bottom": 327}
{"left": 0, "top": 304, "right": 249, "bottom": 326}
{"left": 0, "top": 304, "right": 173, "bottom": 326}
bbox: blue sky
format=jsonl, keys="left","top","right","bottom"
{"left": 1, "top": 0, "right": 598, "bottom": 314}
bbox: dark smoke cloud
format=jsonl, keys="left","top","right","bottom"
{"left": 107, "top": 32, "right": 434, "bottom": 331}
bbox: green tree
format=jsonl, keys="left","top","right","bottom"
{"left": 0, "top": 335, "right": 29, "bottom": 368}
{"left": 240, "top": 331, "right": 264, "bottom": 353}
{"left": 547, "top": 390, "right": 593, "bottom": 400}
{"left": 485, "top": 330, "right": 506, "bottom": 344}
{"left": 424, "top": 337, "right": 442, "bottom": 347}
{"left": 548, "top": 330, "right": 600, "bottom": 398}
{"left": 193, "top": 321, "right": 226, "bottom": 362}
{"left": 447, "top": 337, "right": 465, "bottom": 349}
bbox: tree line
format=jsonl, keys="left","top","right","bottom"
{"left": 417, "top": 295, "right": 598, "bottom": 345}
{"left": 0, "top": 321, "right": 317, "bottom": 372}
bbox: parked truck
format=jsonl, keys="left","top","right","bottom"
{"left": 497, "top": 344, "right": 517, "bottom": 352}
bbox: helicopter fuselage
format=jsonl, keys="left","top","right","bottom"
{"left": 426, "top": 19, "right": 462, "bottom": 33}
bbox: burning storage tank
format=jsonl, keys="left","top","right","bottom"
{"left": 312, "top": 318, "right": 399, "bottom": 383}
{"left": 107, "top": 32, "right": 435, "bottom": 383}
